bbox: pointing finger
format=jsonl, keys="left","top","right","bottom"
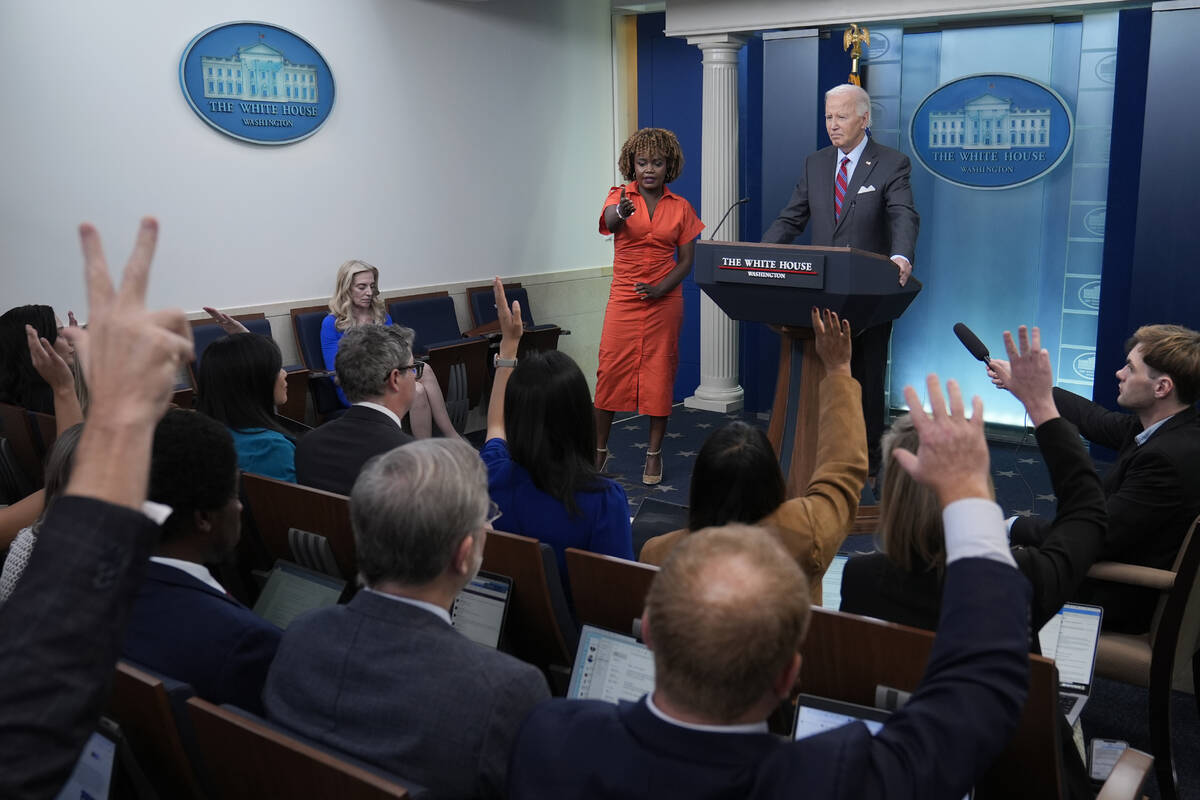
{"left": 79, "top": 223, "right": 116, "bottom": 319}
{"left": 116, "top": 217, "right": 159, "bottom": 308}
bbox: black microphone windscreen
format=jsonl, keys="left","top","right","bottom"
{"left": 953, "top": 322, "right": 991, "bottom": 362}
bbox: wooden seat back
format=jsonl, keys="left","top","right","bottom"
{"left": 241, "top": 472, "right": 356, "bottom": 579}
{"left": 109, "top": 662, "right": 203, "bottom": 800}
{"left": 565, "top": 548, "right": 659, "bottom": 636}
{"left": 802, "top": 606, "right": 1062, "bottom": 800}
{"left": 482, "top": 530, "right": 575, "bottom": 670}
{"left": 186, "top": 697, "right": 409, "bottom": 799}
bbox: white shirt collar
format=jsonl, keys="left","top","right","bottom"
{"left": 355, "top": 401, "right": 404, "bottom": 429}
{"left": 836, "top": 134, "right": 871, "bottom": 178}
{"left": 1135, "top": 415, "right": 1172, "bottom": 446}
{"left": 644, "top": 694, "right": 770, "bottom": 734}
{"left": 363, "top": 587, "right": 452, "bottom": 625}
{"left": 149, "top": 556, "right": 227, "bottom": 594}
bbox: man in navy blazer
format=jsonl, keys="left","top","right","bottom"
{"left": 122, "top": 409, "right": 281, "bottom": 714}
{"left": 764, "top": 84, "right": 920, "bottom": 476}
{"left": 266, "top": 439, "right": 550, "bottom": 798}
{"left": 509, "top": 376, "right": 1030, "bottom": 800}
{"left": 295, "top": 323, "right": 416, "bottom": 495}
{"left": 993, "top": 323, "right": 1200, "bottom": 632}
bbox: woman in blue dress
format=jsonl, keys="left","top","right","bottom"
{"left": 322, "top": 260, "right": 458, "bottom": 438}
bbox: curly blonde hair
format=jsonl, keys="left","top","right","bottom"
{"left": 329, "top": 260, "right": 387, "bottom": 332}
{"left": 618, "top": 128, "right": 685, "bottom": 184}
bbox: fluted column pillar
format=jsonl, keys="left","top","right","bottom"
{"left": 684, "top": 33, "right": 746, "bottom": 413}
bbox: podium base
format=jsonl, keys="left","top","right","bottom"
{"left": 683, "top": 393, "right": 744, "bottom": 414}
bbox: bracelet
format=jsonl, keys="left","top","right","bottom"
{"left": 615, "top": 205, "right": 627, "bottom": 221}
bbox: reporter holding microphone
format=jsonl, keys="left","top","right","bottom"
{"left": 594, "top": 128, "right": 704, "bottom": 486}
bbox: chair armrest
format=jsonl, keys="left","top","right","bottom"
{"left": 1096, "top": 747, "right": 1153, "bottom": 800}
{"left": 1086, "top": 561, "right": 1175, "bottom": 591}
{"left": 465, "top": 320, "right": 501, "bottom": 337}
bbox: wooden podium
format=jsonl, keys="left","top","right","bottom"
{"left": 694, "top": 241, "right": 921, "bottom": 498}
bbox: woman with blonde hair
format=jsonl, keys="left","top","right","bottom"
{"left": 320, "top": 259, "right": 459, "bottom": 439}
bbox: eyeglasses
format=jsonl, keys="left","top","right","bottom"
{"left": 397, "top": 360, "right": 425, "bottom": 380}
{"left": 485, "top": 500, "right": 502, "bottom": 528}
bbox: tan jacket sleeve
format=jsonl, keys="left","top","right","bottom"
{"left": 761, "top": 373, "right": 868, "bottom": 603}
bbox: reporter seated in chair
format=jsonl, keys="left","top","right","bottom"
{"left": 122, "top": 409, "right": 282, "bottom": 715}
{"left": 639, "top": 308, "right": 867, "bottom": 605}
{"left": 295, "top": 324, "right": 417, "bottom": 496}
{"left": 483, "top": 279, "right": 633, "bottom": 580}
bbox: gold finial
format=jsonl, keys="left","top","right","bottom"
{"left": 843, "top": 24, "right": 870, "bottom": 87}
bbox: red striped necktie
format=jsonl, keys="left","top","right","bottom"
{"left": 834, "top": 156, "right": 850, "bottom": 220}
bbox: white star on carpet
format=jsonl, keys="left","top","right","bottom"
{"left": 677, "top": 450, "right": 696, "bottom": 457}
{"left": 1018, "top": 458, "right": 1038, "bottom": 464}
{"left": 622, "top": 424, "right": 640, "bottom": 431}
{"left": 665, "top": 432, "right": 683, "bottom": 439}
{"left": 994, "top": 470, "right": 1017, "bottom": 478}
{"left": 1012, "top": 509, "right": 1036, "bottom": 517}
{"left": 1036, "top": 493, "right": 1057, "bottom": 502}
{"left": 696, "top": 423, "right": 712, "bottom": 429}
{"left": 633, "top": 442, "right": 649, "bottom": 449}
{"left": 654, "top": 484, "right": 678, "bottom": 493}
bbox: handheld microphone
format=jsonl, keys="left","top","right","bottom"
{"left": 708, "top": 197, "right": 750, "bottom": 241}
{"left": 953, "top": 323, "right": 991, "bottom": 365}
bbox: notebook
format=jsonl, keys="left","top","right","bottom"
{"left": 1037, "top": 603, "right": 1103, "bottom": 726}
{"left": 55, "top": 720, "right": 120, "bottom": 800}
{"left": 451, "top": 570, "right": 513, "bottom": 649}
{"left": 252, "top": 559, "right": 347, "bottom": 629}
{"left": 567, "top": 624, "right": 656, "bottom": 703}
{"left": 821, "top": 554, "right": 849, "bottom": 609}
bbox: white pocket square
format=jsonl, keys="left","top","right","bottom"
{"left": 857, "top": 185, "right": 876, "bottom": 194}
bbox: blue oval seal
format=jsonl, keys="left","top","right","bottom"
{"left": 909, "top": 74, "right": 1073, "bottom": 190}
{"left": 1072, "top": 351, "right": 1096, "bottom": 381}
{"left": 179, "top": 22, "right": 334, "bottom": 145}
{"left": 1078, "top": 280, "right": 1101, "bottom": 310}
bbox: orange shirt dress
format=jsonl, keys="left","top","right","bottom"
{"left": 595, "top": 182, "right": 705, "bottom": 417}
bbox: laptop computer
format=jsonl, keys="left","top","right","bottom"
{"left": 567, "top": 624, "right": 656, "bottom": 703}
{"left": 252, "top": 559, "right": 348, "bottom": 629}
{"left": 451, "top": 570, "right": 513, "bottom": 649}
{"left": 1037, "top": 602, "right": 1103, "bottom": 726}
{"left": 821, "top": 554, "right": 849, "bottom": 609}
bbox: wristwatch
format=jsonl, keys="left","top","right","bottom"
{"left": 494, "top": 354, "right": 519, "bottom": 368}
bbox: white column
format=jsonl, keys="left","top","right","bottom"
{"left": 684, "top": 34, "right": 747, "bottom": 413}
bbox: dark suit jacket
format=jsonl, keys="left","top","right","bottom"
{"left": 0, "top": 497, "right": 159, "bottom": 800}
{"left": 1013, "top": 390, "right": 1200, "bottom": 631}
{"left": 122, "top": 560, "right": 281, "bottom": 714}
{"left": 264, "top": 589, "right": 550, "bottom": 799}
{"left": 509, "top": 558, "right": 1030, "bottom": 800}
{"left": 295, "top": 404, "right": 413, "bottom": 496}
{"left": 762, "top": 137, "right": 919, "bottom": 262}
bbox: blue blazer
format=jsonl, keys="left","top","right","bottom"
{"left": 122, "top": 560, "right": 281, "bottom": 715}
{"left": 508, "top": 558, "right": 1030, "bottom": 800}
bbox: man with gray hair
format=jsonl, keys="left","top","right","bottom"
{"left": 265, "top": 438, "right": 551, "bottom": 797}
{"left": 764, "top": 83, "right": 920, "bottom": 478}
{"left": 295, "top": 323, "right": 417, "bottom": 495}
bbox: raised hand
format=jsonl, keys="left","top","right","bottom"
{"left": 203, "top": 306, "right": 250, "bottom": 335}
{"left": 492, "top": 277, "right": 522, "bottom": 359}
{"left": 25, "top": 324, "right": 75, "bottom": 394}
{"left": 891, "top": 374, "right": 991, "bottom": 507}
{"left": 811, "top": 306, "right": 852, "bottom": 374}
{"left": 986, "top": 357, "right": 1012, "bottom": 390}
{"left": 1000, "top": 326, "right": 1058, "bottom": 426}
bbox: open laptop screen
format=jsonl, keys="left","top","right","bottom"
{"left": 451, "top": 571, "right": 512, "bottom": 649}
{"left": 567, "top": 624, "right": 656, "bottom": 703}
{"left": 55, "top": 723, "right": 119, "bottom": 800}
{"left": 252, "top": 560, "right": 346, "bottom": 629}
{"left": 793, "top": 693, "right": 889, "bottom": 740}
{"left": 1037, "top": 603, "right": 1103, "bottom": 692}
{"left": 821, "top": 554, "right": 849, "bottom": 609}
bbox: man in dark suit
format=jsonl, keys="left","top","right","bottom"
{"left": 992, "top": 323, "right": 1200, "bottom": 632}
{"left": 295, "top": 323, "right": 416, "bottom": 495}
{"left": 764, "top": 84, "right": 920, "bottom": 475}
{"left": 0, "top": 217, "right": 197, "bottom": 798}
{"left": 509, "top": 377, "right": 1031, "bottom": 800}
{"left": 265, "top": 438, "right": 550, "bottom": 798}
{"left": 122, "top": 409, "right": 282, "bottom": 714}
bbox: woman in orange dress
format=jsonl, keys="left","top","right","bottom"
{"left": 594, "top": 128, "right": 704, "bottom": 485}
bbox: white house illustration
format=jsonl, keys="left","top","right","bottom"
{"left": 201, "top": 42, "right": 318, "bottom": 103}
{"left": 928, "top": 93, "right": 1050, "bottom": 149}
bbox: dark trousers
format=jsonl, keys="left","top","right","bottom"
{"left": 851, "top": 320, "right": 891, "bottom": 475}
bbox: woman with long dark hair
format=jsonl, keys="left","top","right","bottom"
{"left": 483, "top": 279, "right": 632, "bottom": 575}
{"left": 639, "top": 308, "right": 867, "bottom": 605}
{"left": 197, "top": 333, "right": 296, "bottom": 482}
{"left": 0, "top": 305, "right": 76, "bottom": 414}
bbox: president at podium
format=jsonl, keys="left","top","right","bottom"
{"left": 763, "top": 84, "right": 919, "bottom": 476}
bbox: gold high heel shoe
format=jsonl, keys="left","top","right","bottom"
{"left": 642, "top": 449, "right": 663, "bottom": 486}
